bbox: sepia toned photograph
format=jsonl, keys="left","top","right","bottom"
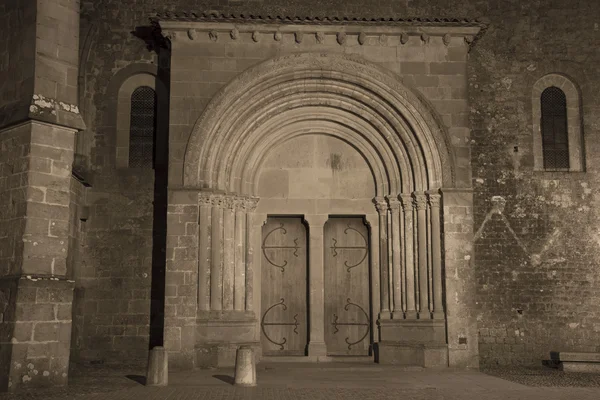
{"left": 0, "top": 0, "right": 599, "bottom": 398}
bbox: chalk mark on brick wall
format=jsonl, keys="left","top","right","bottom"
{"left": 474, "top": 196, "right": 560, "bottom": 265}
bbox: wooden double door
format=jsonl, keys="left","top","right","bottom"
{"left": 260, "top": 216, "right": 371, "bottom": 357}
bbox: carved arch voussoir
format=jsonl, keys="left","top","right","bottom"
{"left": 183, "top": 53, "right": 456, "bottom": 193}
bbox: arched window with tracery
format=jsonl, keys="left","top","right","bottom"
{"left": 541, "top": 87, "right": 569, "bottom": 169}
{"left": 532, "top": 74, "right": 584, "bottom": 172}
{"left": 129, "top": 86, "right": 156, "bottom": 168}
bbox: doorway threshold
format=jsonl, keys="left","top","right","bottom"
{"left": 260, "top": 355, "right": 374, "bottom": 363}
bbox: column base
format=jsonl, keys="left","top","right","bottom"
{"left": 375, "top": 342, "right": 448, "bottom": 367}
{"left": 307, "top": 341, "right": 327, "bottom": 356}
{"left": 379, "top": 318, "right": 446, "bottom": 343}
{"left": 195, "top": 311, "right": 258, "bottom": 368}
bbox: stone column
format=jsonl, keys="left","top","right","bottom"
{"left": 233, "top": 198, "right": 246, "bottom": 311}
{"left": 197, "top": 194, "right": 212, "bottom": 311}
{"left": 427, "top": 192, "right": 444, "bottom": 320}
{"left": 210, "top": 196, "right": 224, "bottom": 311}
{"left": 244, "top": 198, "right": 259, "bottom": 312}
{"left": 400, "top": 194, "right": 417, "bottom": 319}
{"left": 413, "top": 193, "right": 430, "bottom": 319}
{"left": 373, "top": 197, "right": 391, "bottom": 319}
{"left": 304, "top": 214, "right": 329, "bottom": 356}
{"left": 386, "top": 197, "right": 403, "bottom": 319}
{"left": 222, "top": 198, "right": 235, "bottom": 310}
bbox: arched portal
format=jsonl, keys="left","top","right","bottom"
{"left": 183, "top": 53, "right": 455, "bottom": 193}
{"left": 181, "top": 53, "right": 457, "bottom": 367}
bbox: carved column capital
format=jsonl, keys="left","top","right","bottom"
{"left": 386, "top": 196, "right": 401, "bottom": 211}
{"left": 373, "top": 197, "right": 388, "bottom": 214}
{"left": 412, "top": 193, "right": 428, "bottom": 211}
{"left": 399, "top": 194, "right": 413, "bottom": 211}
{"left": 244, "top": 197, "right": 259, "bottom": 212}
{"left": 198, "top": 192, "right": 213, "bottom": 206}
{"left": 427, "top": 193, "right": 442, "bottom": 208}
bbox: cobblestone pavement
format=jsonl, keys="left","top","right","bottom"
{"left": 2, "top": 363, "right": 600, "bottom": 399}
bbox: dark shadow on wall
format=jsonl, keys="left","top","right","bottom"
{"left": 135, "top": 25, "right": 171, "bottom": 350}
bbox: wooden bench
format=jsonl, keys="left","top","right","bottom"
{"left": 550, "top": 351, "right": 600, "bottom": 372}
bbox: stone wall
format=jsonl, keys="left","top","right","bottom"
{"left": 77, "top": 0, "right": 600, "bottom": 367}
{"left": 0, "top": 0, "right": 35, "bottom": 126}
{"left": 71, "top": 170, "right": 154, "bottom": 366}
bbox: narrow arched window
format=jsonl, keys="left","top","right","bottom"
{"left": 129, "top": 86, "right": 156, "bottom": 168}
{"left": 541, "top": 87, "right": 569, "bottom": 169}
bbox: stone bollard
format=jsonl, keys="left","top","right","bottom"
{"left": 234, "top": 345, "right": 256, "bottom": 387}
{"left": 146, "top": 346, "right": 168, "bottom": 386}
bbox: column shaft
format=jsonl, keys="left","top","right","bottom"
{"left": 387, "top": 198, "right": 403, "bottom": 319}
{"left": 374, "top": 198, "right": 390, "bottom": 319}
{"left": 197, "top": 197, "right": 211, "bottom": 311}
{"left": 222, "top": 202, "right": 235, "bottom": 310}
{"left": 414, "top": 193, "right": 430, "bottom": 319}
{"left": 245, "top": 199, "right": 259, "bottom": 312}
{"left": 400, "top": 194, "right": 417, "bottom": 319}
{"left": 428, "top": 192, "right": 444, "bottom": 319}
{"left": 234, "top": 204, "right": 246, "bottom": 311}
{"left": 210, "top": 203, "right": 223, "bottom": 310}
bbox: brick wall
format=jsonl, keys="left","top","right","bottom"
{"left": 79, "top": 0, "right": 600, "bottom": 366}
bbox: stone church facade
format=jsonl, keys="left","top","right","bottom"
{"left": 1, "top": 0, "right": 600, "bottom": 392}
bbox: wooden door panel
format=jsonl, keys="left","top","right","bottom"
{"left": 324, "top": 217, "right": 371, "bottom": 356}
{"left": 260, "top": 217, "right": 307, "bottom": 356}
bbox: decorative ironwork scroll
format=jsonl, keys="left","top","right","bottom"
{"left": 331, "top": 298, "right": 370, "bottom": 350}
{"left": 261, "top": 222, "right": 300, "bottom": 272}
{"left": 260, "top": 298, "right": 299, "bottom": 350}
{"left": 330, "top": 224, "right": 368, "bottom": 271}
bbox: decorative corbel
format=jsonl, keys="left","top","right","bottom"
{"left": 230, "top": 28, "right": 239, "bottom": 40}
{"left": 337, "top": 32, "right": 347, "bottom": 45}
{"left": 358, "top": 32, "right": 367, "bottom": 45}
{"left": 187, "top": 29, "right": 197, "bottom": 40}
{"left": 400, "top": 32, "right": 410, "bottom": 45}
{"left": 316, "top": 31, "right": 325, "bottom": 44}
{"left": 274, "top": 31, "right": 283, "bottom": 41}
{"left": 208, "top": 30, "right": 218, "bottom": 42}
{"left": 443, "top": 33, "right": 452, "bottom": 46}
{"left": 252, "top": 31, "right": 260, "bottom": 42}
{"left": 295, "top": 32, "right": 304, "bottom": 44}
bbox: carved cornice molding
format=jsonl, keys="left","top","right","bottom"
{"left": 157, "top": 16, "right": 484, "bottom": 48}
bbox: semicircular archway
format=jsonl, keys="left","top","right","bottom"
{"left": 183, "top": 53, "right": 455, "bottom": 195}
